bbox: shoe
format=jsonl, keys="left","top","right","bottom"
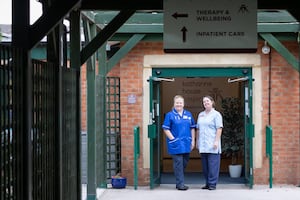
{"left": 208, "top": 186, "right": 216, "bottom": 190}
{"left": 176, "top": 185, "right": 189, "bottom": 190}
{"left": 201, "top": 185, "right": 209, "bottom": 189}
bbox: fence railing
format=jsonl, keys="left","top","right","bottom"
{"left": 1, "top": 44, "right": 81, "bottom": 200}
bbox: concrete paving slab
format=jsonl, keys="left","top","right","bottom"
{"left": 82, "top": 184, "right": 300, "bottom": 200}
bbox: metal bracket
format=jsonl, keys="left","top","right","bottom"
{"left": 152, "top": 77, "right": 175, "bottom": 82}
{"left": 228, "top": 76, "right": 250, "bottom": 83}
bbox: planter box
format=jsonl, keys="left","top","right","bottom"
{"left": 111, "top": 177, "right": 127, "bottom": 189}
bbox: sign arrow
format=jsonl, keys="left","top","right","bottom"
{"left": 172, "top": 12, "right": 188, "bottom": 19}
{"left": 181, "top": 27, "right": 187, "bottom": 42}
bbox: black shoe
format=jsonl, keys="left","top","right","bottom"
{"left": 208, "top": 186, "right": 216, "bottom": 190}
{"left": 176, "top": 185, "right": 189, "bottom": 190}
{"left": 201, "top": 185, "right": 209, "bottom": 189}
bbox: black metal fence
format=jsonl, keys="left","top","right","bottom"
{"left": 0, "top": 44, "right": 80, "bottom": 200}
{"left": 1, "top": 44, "right": 24, "bottom": 200}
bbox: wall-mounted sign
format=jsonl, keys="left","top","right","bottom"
{"left": 128, "top": 94, "right": 137, "bottom": 104}
{"left": 164, "top": 0, "right": 257, "bottom": 52}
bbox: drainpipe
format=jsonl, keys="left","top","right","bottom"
{"left": 268, "top": 46, "right": 272, "bottom": 125}
{"left": 297, "top": 31, "right": 300, "bottom": 187}
{"left": 268, "top": 45, "right": 272, "bottom": 188}
{"left": 263, "top": 41, "right": 273, "bottom": 188}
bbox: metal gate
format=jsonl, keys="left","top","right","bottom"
{"left": 31, "top": 59, "right": 57, "bottom": 200}
{"left": 0, "top": 44, "right": 81, "bottom": 200}
{"left": 1, "top": 44, "right": 24, "bottom": 200}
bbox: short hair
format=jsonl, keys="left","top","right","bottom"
{"left": 174, "top": 95, "right": 184, "bottom": 103}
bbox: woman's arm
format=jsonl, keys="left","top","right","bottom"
{"left": 191, "top": 128, "right": 195, "bottom": 150}
{"left": 163, "top": 129, "right": 175, "bottom": 140}
{"left": 213, "top": 127, "right": 222, "bottom": 149}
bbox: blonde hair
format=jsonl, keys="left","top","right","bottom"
{"left": 174, "top": 95, "right": 184, "bottom": 103}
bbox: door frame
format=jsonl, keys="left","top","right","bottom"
{"left": 142, "top": 53, "right": 261, "bottom": 189}
{"left": 149, "top": 67, "right": 254, "bottom": 188}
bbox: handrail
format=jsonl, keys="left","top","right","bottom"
{"left": 134, "top": 126, "right": 140, "bottom": 190}
{"left": 266, "top": 125, "right": 273, "bottom": 188}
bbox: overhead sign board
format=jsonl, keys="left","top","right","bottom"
{"left": 164, "top": 0, "right": 257, "bottom": 52}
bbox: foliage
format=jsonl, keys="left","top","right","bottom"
{"left": 112, "top": 173, "right": 124, "bottom": 179}
{"left": 221, "top": 97, "right": 244, "bottom": 165}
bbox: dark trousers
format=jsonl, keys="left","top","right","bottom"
{"left": 172, "top": 153, "right": 190, "bottom": 188}
{"left": 201, "top": 153, "right": 220, "bottom": 188}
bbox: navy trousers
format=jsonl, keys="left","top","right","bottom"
{"left": 172, "top": 153, "right": 190, "bottom": 188}
{"left": 201, "top": 153, "right": 221, "bottom": 188}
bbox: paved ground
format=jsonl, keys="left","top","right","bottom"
{"left": 82, "top": 184, "right": 300, "bottom": 200}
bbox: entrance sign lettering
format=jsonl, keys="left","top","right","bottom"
{"left": 163, "top": 0, "right": 257, "bottom": 52}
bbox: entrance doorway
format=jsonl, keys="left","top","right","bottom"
{"left": 148, "top": 67, "right": 254, "bottom": 188}
{"left": 160, "top": 77, "right": 243, "bottom": 173}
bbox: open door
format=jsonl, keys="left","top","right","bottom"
{"left": 229, "top": 75, "right": 254, "bottom": 188}
{"left": 243, "top": 78, "right": 254, "bottom": 188}
{"left": 148, "top": 76, "right": 161, "bottom": 189}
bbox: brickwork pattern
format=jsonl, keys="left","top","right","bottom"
{"left": 81, "top": 41, "right": 300, "bottom": 186}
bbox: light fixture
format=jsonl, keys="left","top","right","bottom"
{"left": 262, "top": 41, "right": 270, "bottom": 54}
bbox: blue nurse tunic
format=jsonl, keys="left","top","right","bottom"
{"left": 162, "top": 108, "right": 196, "bottom": 155}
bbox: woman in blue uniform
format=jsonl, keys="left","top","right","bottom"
{"left": 196, "top": 95, "right": 223, "bottom": 190}
{"left": 162, "top": 95, "right": 196, "bottom": 190}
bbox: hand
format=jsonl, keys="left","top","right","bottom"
{"left": 213, "top": 141, "right": 218, "bottom": 149}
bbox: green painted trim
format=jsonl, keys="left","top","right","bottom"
{"left": 110, "top": 34, "right": 162, "bottom": 41}
{"left": 80, "top": 10, "right": 135, "bottom": 65}
{"left": 87, "top": 194, "right": 96, "bottom": 200}
{"left": 134, "top": 126, "right": 140, "bottom": 190}
{"left": 117, "top": 24, "right": 163, "bottom": 33}
{"left": 95, "top": 11, "right": 163, "bottom": 24}
{"left": 153, "top": 67, "right": 252, "bottom": 77}
{"left": 84, "top": 17, "right": 98, "bottom": 197}
{"left": 259, "top": 33, "right": 299, "bottom": 71}
{"left": 82, "top": 11, "right": 96, "bottom": 23}
{"left": 258, "top": 23, "right": 299, "bottom": 33}
{"left": 93, "top": 11, "right": 299, "bottom": 35}
{"left": 83, "top": 19, "right": 97, "bottom": 71}
{"left": 86, "top": 70, "right": 97, "bottom": 196}
{"left": 94, "top": 10, "right": 298, "bottom": 25}
{"left": 98, "top": 43, "right": 108, "bottom": 75}
{"left": 150, "top": 67, "right": 254, "bottom": 188}
{"left": 107, "top": 34, "right": 145, "bottom": 71}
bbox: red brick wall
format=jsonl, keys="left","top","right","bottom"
{"left": 256, "top": 41, "right": 300, "bottom": 185}
{"left": 81, "top": 41, "right": 300, "bottom": 186}
{"left": 119, "top": 42, "right": 164, "bottom": 185}
{"left": 81, "top": 65, "right": 87, "bottom": 131}
{"left": 81, "top": 63, "right": 120, "bottom": 131}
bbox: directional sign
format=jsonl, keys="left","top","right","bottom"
{"left": 164, "top": 0, "right": 257, "bottom": 52}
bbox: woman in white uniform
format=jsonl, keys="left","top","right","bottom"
{"left": 196, "top": 95, "right": 223, "bottom": 190}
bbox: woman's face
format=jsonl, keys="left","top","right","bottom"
{"left": 174, "top": 97, "right": 184, "bottom": 112}
{"left": 203, "top": 97, "right": 213, "bottom": 110}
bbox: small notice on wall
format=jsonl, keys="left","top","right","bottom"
{"left": 128, "top": 94, "right": 136, "bottom": 104}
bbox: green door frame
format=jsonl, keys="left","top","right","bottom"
{"left": 148, "top": 76, "right": 161, "bottom": 189}
{"left": 149, "top": 67, "right": 254, "bottom": 188}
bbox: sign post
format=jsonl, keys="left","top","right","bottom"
{"left": 164, "top": 0, "right": 257, "bottom": 52}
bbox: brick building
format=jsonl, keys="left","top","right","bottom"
{"left": 80, "top": 40, "right": 299, "bottom": 187}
